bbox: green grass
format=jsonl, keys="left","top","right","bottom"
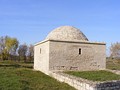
{"left": 106, "top": 59, "right": 120, "bottom": 70}
{"left": 1, "top": 58, "right": 120, "bottom": 90}
{"left": 65, "top": 70, "right": 120, "bottom": 81}
{"left": 0, "top": 61, "right": 75, "bottom": 90}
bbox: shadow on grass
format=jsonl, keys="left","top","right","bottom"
{"left": 24, "top": 62, "right": 34, "bottom": 64}
{"left": 0, "top": 64, "right": 33, "bottom": 69}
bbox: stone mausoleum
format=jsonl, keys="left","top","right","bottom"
{"left": 34, "top": 26, "right": 106, "bottom": 75}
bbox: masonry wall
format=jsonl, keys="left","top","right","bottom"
{"left": 49, "top": 40, "right": 106, "bottom": 71}
{"left": 34, "top": 41, "right": 50, "bottom": 75}
{"left": 49, "top": 72, "right": 120, "bottom": 90}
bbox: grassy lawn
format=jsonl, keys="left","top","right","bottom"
{"left": 106, "top": 59, "right": 120, "bottom": 70}
{"left": 65, "top": 70, "right": 120, "bottom": 81}
{"left": 0, "top": 61, "right": 75, "bottom": 90}
{"left": 1, "top": 59, "right": 120, "bottom": 90}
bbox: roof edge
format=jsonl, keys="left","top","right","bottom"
{"left": 34, "top": 39, "right": 106, "bottom": 46}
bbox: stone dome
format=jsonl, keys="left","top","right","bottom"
{"left": 46, "top": 26, "right": 88, "bottom": 41}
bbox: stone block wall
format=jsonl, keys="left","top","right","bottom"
{"left": 34, "top": 39, "right": 106, "bottom": 74}
{"left": 49, "top": 40, "right": 106, "bottom": 71}
{"left": 34, "top": 41, "right": 50, "bottom": 75}
{"left": 49, "top": 71, "right": 120, "bottom": 90}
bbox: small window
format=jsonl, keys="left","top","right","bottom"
{"left": 79, "top": 48, "right": 81, "bottom": 55}
{"left": 40, "top": 48, "right": 41, "bottom": 54}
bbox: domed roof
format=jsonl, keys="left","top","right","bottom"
{"left": 46, "top": 26, "right": 88, "bottom": 41}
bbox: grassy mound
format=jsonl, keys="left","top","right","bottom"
{"left": 0, "top": 61, "right": 75, "bottom": 90}
{"left": 65, "top": 70, "right": 120, "bottom": 81}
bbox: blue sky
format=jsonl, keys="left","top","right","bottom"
{"left": 0, "top": 0, "right": 120, "bottom": 55}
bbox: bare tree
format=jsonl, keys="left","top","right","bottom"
{"left": 0, "top": 36, "right": 5, "bottom": 60}
{"left": 18, "top": 44, "right": 28, "bottom": 62}
{"left": 110, "top": 42, "right": 120, "bottom": 59}
{"left": 27, "top": 45, "right": 34, "bottom": 62}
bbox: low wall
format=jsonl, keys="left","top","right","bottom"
{"left": 49, "top": 71, "right": 120, "bottom": 90}
{"left": 106, "top": 69, "right": 120, "bottom": 75}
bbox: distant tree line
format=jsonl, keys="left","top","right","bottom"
{"left": 1, "top": 36, "right": 119, "bottom": 61}
{"left": 0, "top": 36, "right": 34, "bottom": 62}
